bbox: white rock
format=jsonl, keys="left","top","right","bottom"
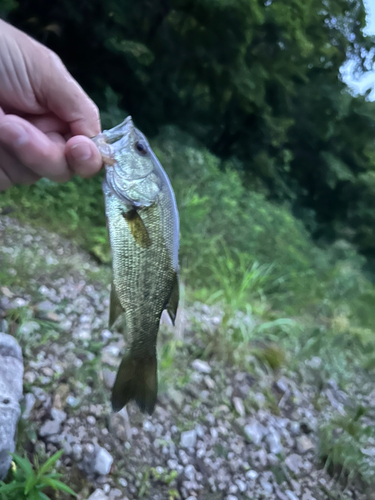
{"left": 235, "top": 479, "right": 247, "bottom": 492}
{"left": 266, "top": 428, "right": 283, "bottom": 455}
{"left": 94, "top": 446, "right": 114, "bottom": 475}
{"left": 102, "top": 369, "right": 116, "bottom": 389}
{"left": 290, "top": 422, "right": 300, "bottom": 435}
{"left": 51, "top": 408, "right": 67, "bottom": 424}
{"left": 22, "top": 393, "right": 36, "bottom": 420}
{"left": 87, "top": 415, "right": 96, "bottom": 425}
{"left": 184, "top": 464, "right": 196, "bottom": 481}
{"left": 39, "top": 419, "right": 61, "bottom": 437}
{"left": 191, "top": 359, "right": 211, "bottom": 373}
{"left": 361, "top": 447, "right": 375, "bottom": 456}
{"left": 244, "top": 420, "right": 266, "bottom": 445}
{"left": 0, "top": 333, "right": 23, "bottom": 479}
{"left": 286, "top": 491, "right": 299, "bottom": 500}
{"left": 101, "top": 329, "right": 112, "bottom": 341}
{"left": 302, "top": 492, "right": 317, "bottom": 500}
{"left": 246, "top": 470, "right": 259, "bottom": 480}
{"left": 180, "top": 430, "right": 197, "bottom": 448}
{"left": 276, "top": 376, "right": 289, "bottom": 392}
{"left": 260, "top": 477, "right": 273, "bottom": 495}
{"left": 143, "top": 420, "right": 155, "bottom": 432}
{"left": 285, "top": 454, "right": 303, "bottom": 476}
{"left": 233, "top": 397, "right": 245, "bottom": 417}
{"left": 19, "top": 321, "right": 40, "bottom": 336}
{"left": 88, "top": 489, "right": 108, "bottom": 500}
{"left": 72, "top": 443, "right": 83, "bottom": 461}
{"left": 108, "top": 489, "right": 122, "bottom": 500}
{"left": 297, "top": 435, "right": 314, "bottom": 454}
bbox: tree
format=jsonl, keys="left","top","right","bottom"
{"left": 4, "top": 0, "right": 375, "bottom": 255}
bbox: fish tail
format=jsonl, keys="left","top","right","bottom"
{"left": 111, "top": 351, "right": 157, "bottom": 415}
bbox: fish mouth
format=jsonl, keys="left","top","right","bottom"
{"left": 103, "top": 116, "right": 135, "bottom": 145}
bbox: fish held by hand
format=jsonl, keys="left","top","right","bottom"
{"left": 93, "top": 117, "right": 179, "bottom": 415}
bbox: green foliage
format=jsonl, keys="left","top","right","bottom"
{"left": 152, "top": 126, "right": 333, "bottom": 311}
{"left": 0, "top": 450, "right": 77, "bottom": 500}
{"left": 4, "top": 0, "right": 375, "bottom": 256}
{"left": 319, "top": 406, "right": 375, "bottom": 486}
{"left": 0, "top": 176, "right": 108, "bottom": 262}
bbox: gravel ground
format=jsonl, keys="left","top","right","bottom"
{"left": 0, "top": 215, "right": 374, "bottom": 500}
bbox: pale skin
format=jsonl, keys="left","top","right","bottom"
{"left": 0, "top": 20, "right": 102, "bottom": 191}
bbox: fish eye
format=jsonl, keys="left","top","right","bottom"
{"left": 134, "top": 141, "right": 148, "bottom": 156}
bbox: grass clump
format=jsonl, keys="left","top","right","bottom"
{"left": 319, "top": 406, "right": 375, "bottom": 488}
{"left": 0, "top": 450, "right": 76, "bottom": 499}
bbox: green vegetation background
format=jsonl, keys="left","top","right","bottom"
{"left": 2, "top": 0, "right": 375, "bottom": 487}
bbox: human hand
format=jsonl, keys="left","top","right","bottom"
{"left": 0, "top": 20, "right": 102, "bottom": 191}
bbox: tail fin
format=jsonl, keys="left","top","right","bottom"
{"left": 111, "top": 352, "right": 157, "bottom": 415}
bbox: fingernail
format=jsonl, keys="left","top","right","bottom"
{"left": 0, "top": 123, "right": 29, "bottom": 147}
{"left": 70, "top": 143, "right": 92, "bottom": 161}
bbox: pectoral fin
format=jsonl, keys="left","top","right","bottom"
{"left": 166, "top": 273, "right": 179, "bottom": 325}
{"left": 109, "top": 282, "right": 124, "bottom": 328}
{"left": 122, "top": 208, "right": 151, "bottom": 248}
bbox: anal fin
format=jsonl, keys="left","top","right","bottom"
{"left": 166, "top": 273, "right": 179, "bottom": 326}
{"left": 109, "top": 282, "right": 124, "bottom": 328}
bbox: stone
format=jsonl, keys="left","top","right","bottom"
{"left": 88, "top": 489, "right": 108, "bottom": 500}
{"left": 51, "top": 408, "right": 67, "bottom": 424}
{"left": 94, "top": 446, "right": 114, "bottom": 475}
{"left": 276, "top": 377, "right": 289, "bottom": 392}
{"left": 302, "top": 492, "right": 317, "bottom": 500}
{"left": 22, "top": 392, "right": 36, "bottom": 420}
{"left": 266, "top": 428, "right": 283, "bottom": 455}
{"left": 39, "top": 419, "right": 61, "bottom": 437}
{"left": 143, "top": 420, "right": 155, "bottom": 432}
{"left": 246, "top": 470, "right": 259, "bottom": 480}
{"left": 168, "top": 388, "right": 184, "bottom": 407}
{"left": 191, "top": 359, "right": 211, "bottom": 373}
{"left": 180, "top": 429, "right": 197, "bottom": 448}
{"left": 260, "top": 477, "right": 273, "bottom": 495}
{"left": 285, "top": 454, "right": 303, "bottom": 476}
{"left": 108, "top": 489, "right": 122, "bottom": 500}
{"left": 0, "top": 333, "right": 23, "bottom": 479}
{"left": 233, "top": 397, "right": 245, "bottom": 417}
{"left": 101, "top": 329, "right": 112, "bottom": 341}
{"left": 72, "top": 443, "right": 83, "bottom": 461}
{"left": 36, "top": 300, "right": 56, "bottom": 313}
{"left": 297, "top": 435, "right": 314, "bottom": 454}
{"left": 289, "top": 422, "right": 300, "bottom": 435}
{"left": 45, "top": 312, "right": 60, "bottom": 322}
{"left": 184, "top": 464, "right": 196, "bottom": 481}
{"left": 19, "top": 321, "right": 40, "bottom": 336}
{"left": 244, "top": 420, "right": 265, "bottom": 445}
{"left": 102, "top": 369, "right": 116, "bottom": 389}
{"left": 235, "top": 479, "right": 247, "bottom": 492}
{"left": 286, "top": 491, "right": 299, "bottom": 500}
{"left": 87, "top": 415, "right": 96, "bottom": 425}
{"left": 53, "top": 384, "right": 70, "bottom": 410}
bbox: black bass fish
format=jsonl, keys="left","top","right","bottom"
{"left": 93, "top": 117, "right": 179, "bottom": 415}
